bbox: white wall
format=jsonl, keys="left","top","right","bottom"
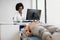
{"left": 0, "top": 0, "right": 31, "bottom": 23}
{"left": 0, "top": 0, "right": 44, "bottom": 23}
{"left": 0, "top": 0, "right": 19, "bottom": 23}
{"left": 0, "top": 0, "right": 60, "bottom": 25}
{"left": 0, "top": 25, "right": 1, "bottom": 40}
{"left": 47, "top": 0, "right": 60, "bottom": 25}
{"left": 32, "top": 0, "right": 45, "bottom": 23}
{"left": 20, "top": 0, "right": 32, "bottom": 12}
{"left": 37, "top": 0, "right": 45, "bottom": 23}
{"left": 32, "top": 0, "right": 36, "bottom": 9}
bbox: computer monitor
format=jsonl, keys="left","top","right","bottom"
{"left": 26, "top": 9, "right": 41, "bottom": 20}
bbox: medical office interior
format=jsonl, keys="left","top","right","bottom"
{"left": 0, "top": 0, "right": 60, "bottom": 40}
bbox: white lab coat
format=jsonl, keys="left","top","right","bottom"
{"left": 13, "top": 11, "right": 26, "bottom": 23}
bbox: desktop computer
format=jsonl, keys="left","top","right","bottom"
{"left": 25, "top": 9, "right": 41, "bottom": 22}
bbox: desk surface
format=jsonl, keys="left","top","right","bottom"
{"left": 0, "top": 22, "right": 30, "bottom": 25}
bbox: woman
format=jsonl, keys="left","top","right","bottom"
{"left": 13, "top": 3, "right": 26, "bottom": 40}
{"left": 13, "top": 3, "right": 26, "bottom": 24}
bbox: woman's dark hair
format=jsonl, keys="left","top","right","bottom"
{"left": 15, "top": 3, "right": 24, "bottom": 11}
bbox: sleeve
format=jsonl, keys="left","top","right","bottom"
{"left": 22, "top": 13, "right": 26, "bottom": 20}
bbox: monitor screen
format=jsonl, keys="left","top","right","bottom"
{"left": 26, "top": 9, "right": 41, "bottom": 20}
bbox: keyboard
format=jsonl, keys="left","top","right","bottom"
{"left": 22, "top": 20, "right": 34, "bottom": 22}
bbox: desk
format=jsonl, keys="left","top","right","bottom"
{"left": 0, "top": 22, "right": 30, "bottom": 40}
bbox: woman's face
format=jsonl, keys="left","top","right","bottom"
{"left": 18, "top": 6, "right": 23, "bottom": 13}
